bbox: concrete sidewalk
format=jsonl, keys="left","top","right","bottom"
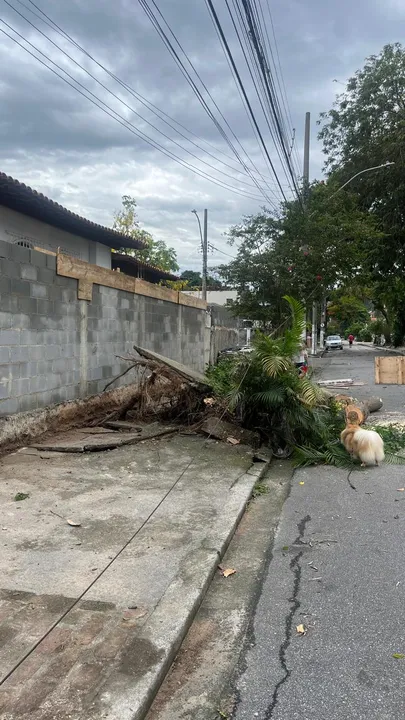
{"left": 0, "top": 432, "right": 267, "bottom": 719}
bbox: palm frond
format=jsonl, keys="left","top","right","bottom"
{"left": 384, "top": 452, "right": 405, "bottom": 465}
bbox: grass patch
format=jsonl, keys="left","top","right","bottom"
{"left": 252, "top": 481, "right": 269, "bottom": 498}
{"left": 14, "top": 492, "right": 29, "bottom": 502}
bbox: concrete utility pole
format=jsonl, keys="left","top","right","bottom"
{"left": 202, "top": 209, "right": 208, "bottom": 302}
{"left": 303, "top": 112, "right": 317, "bottom": 356}
{"left": 191, "top": 209, "right": 208, "bottom": 301}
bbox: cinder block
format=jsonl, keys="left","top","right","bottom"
{"left": 46, "top": 254, "right": 57, "bottom": 270}
{"left": 29, "top": 345, "right": 44, "bottom": 361}
{"left": 37, "top": 267, "right": 55, "bottom": 285}
{"left": 1, "top": 258, "right": 20, "bottom": 279}
{"left": 18, "top": 296, "right": 37, "bottom": 315}
{"left": 10, "top": 346, "right": 29, "bottom": 363}
{"left": 0, "top": 347, "right": 10, "bottom": 363}
{"left": 37, "top": 299, "right": 54, "bottom": 316}
{"left": 0, "top": 397, "right": 18, "bottom": 416}
{"left": 45, "top": 344, "right": 60, "bottom": 360}
{"left": 20, "top": 264, "right": 38, "bottom": 281}
{"left": 62, "top": 289, "right": 77, "bottom": 303}
{"left": 52, "top": 357, "right": 69, "bottom": 374}
{"left": 11, "top": 378, "right": 30, "bottom": 397}
{"left": 0, "top": 329, "right": 20, "bottom": 345}
{"left": 18, "top": 394, "right": 38, "bottom": 413}
{"left": 10, "top": 244, "right": 31, "bottom": 263}
{"left": 20, "top": 330, "right": 36, "bottom": 346}
{"left": 90, "top": 367, "right": 103, "bottom": 381}
{"left": 0, "top": 380, "right": 10, "bottom": 400}
{"left": 11, "top": 278, "right": 31, "bottom": 297}
{"left": 13, "top": 313, "right": 31, "bottom": 330}
{"left": 0, "top": 312, "right": 12, "bottom": 329}
{"left": 30, "top": 249, "right": 47, "bottom": 267}
{"left": 0, "top": 239, "right": 11, "bottom": 258}
{"left": 30, "top": 283, "right": 48, "bottom": 299}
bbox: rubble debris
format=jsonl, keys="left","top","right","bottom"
{"left": 200, "top": 417, "right": 261, "bottom": 448}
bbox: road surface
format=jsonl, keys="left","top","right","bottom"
{"left": 232, "top": 344, "right": 405, "bottom": 720}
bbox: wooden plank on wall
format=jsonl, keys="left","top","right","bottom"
{"left": 134, "top": 278, "right": 178, "bottom": 304}
{"left": 375, "top": 355, "right": 405, "bottom": 384}
{"left": 179, "top": 292, "right": 207, "bottom": 310}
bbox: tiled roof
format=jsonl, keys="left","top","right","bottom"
{"left": 112, "top": 252, "right": 179, "bottom": 283}
{"left": 0, "top": 172, "right": 147, "bottom": 251}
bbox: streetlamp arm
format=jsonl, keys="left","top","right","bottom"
{"left": 326, "top": 162, "right": 395, "bottom": 203}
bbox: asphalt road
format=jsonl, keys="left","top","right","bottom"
{"left": 232, "top": 344, "right": 405, "bottom": 720}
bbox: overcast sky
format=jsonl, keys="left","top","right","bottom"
{"left": 0, "top": 0, "right": 402, "bottom": 272}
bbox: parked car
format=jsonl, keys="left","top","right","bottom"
{"left": 325, "top": 334, "right": 343, "bottom": 350}
{"left": 218, "top": 345, "right": 253, "bottom": 358}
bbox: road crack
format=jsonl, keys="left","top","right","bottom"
{"left": 264, "top": 514, "right": 311, "bottom": 719}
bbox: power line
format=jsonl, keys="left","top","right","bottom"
{"left": 235, "top": 0, "right": 302, "bottom": 203}
{"left": 220, "top": 0, "right": 297, "bottom": 198}
{"left": 0, "top": 22, "right": 267, "bottom": 202}
{"left": 204, "top": 0, "right": 288, "bottom": 203}
{"left": 136, "top": 0, "right": 283, "bottom": 208}
{"left": 208, "top": 242, "right": 237, "bottom": 259}
{"left": 18, "top": 0, "right": 291, "bottom": 192}
{"left": 3, "top": 0, "right": 276, "bottom": 199}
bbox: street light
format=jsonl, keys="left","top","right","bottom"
{"left": 325, "top": 161, "right": 395, "bottom": 203}
{"left": 191, "top": 209, "right": 208, "bottom": 301}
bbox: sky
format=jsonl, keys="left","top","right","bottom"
{"left": 0, "top": 0, "right": 403, "bottom": 273}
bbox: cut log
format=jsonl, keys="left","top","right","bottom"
{"left": 133, "top": 345, "right": 210, "bottom": 387}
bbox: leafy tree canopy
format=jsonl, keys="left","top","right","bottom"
{"left": 113, "top": 195, "right": 179, "bottom": 273}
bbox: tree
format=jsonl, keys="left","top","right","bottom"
{"left": 179, "top": 269, "right": 224, "bottom": 290}
{"left": 318, "top": 43, "right": 405, "bottom": 343}
{"left": 113, "top": 195, "right": 179, "bottom": 273}
{"left": 180, "top": 270, "right": 202, "bottom": 289}
{"left": 327, "top": 294, "right": 369, "bottom": 334}
{"left": 218, "top": 185, "right": 379, "bottom": 329}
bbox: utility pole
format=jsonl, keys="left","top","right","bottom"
{"left": 191, "top": 208, "right": 208, "bottom": 301}
{"left": 202, "top": 208, "right": 208, "bottom": 301}
{"left": 303, "top": 112, "right": 317, "bottom": 356}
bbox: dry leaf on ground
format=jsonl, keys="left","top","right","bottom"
{"left": 221, "top": 568, "right": 236, "bottom": 578}
{"left": 227, "top": 437, "right": 240, "bottom": 445}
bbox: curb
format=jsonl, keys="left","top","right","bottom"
{"left": 357, "top": 342, "right": 405, "bottom": 356}
{"left": 103, "top": 457, "right": 272, "bottom": 720}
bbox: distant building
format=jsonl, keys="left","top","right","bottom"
{"left": 183, "top": 289, "right": 237, "bottom": 306}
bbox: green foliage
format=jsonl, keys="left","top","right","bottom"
{"left": 217, "top": 184, "right": 379, "bottom": 329}
{"left": 113, "top": 196, "right": 179, "bottom": 272}
{"left": 327, "top": 295, "right": 369, "bottom": 334}
{"left": 318, "top": 43, "right": 405, "bottom": 344}
{"left": 206, "top": 297, "right": 331, "bottom": 451}
{"left": 180, "top": 270, "right": 223, "bottom": 290}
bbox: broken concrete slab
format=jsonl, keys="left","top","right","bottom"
{"left": 30, "top": 423, "right": 177, "bottom": 453}
{"left": 200, "top": 417, "right": 261, "bottom": 448}
{"left": 0, "top": 434, "right": 270, "bottom": 719}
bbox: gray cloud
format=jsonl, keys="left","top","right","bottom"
{"left": 0, "top": 0, "right": 402, "bottom": 270}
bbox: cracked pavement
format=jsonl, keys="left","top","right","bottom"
{"left": 233, "top": 345, "right": 405, "bottom": 720}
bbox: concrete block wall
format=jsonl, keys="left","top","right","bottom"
{"left": 0, "top": 240, "right": 206, "bottom": 417}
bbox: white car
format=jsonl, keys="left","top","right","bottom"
{"left": 325, "top": 335, "right": 343, "bottom": 350}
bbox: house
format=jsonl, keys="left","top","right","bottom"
{"left": 183, "top": 289, "right": 238, "bottom": 306}
{"left": 111, "top": 253, "right": 178, "bottom": 284}
{"left": 0, "top": 171, "right": 145, "bottom": 270}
